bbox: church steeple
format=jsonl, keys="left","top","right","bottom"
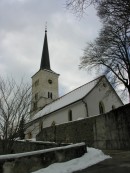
{"left": 30, "top": 26, "right": 59, "bottom": 117}
{"left": 40, "top": 28, "right": 51, "bottom": 70}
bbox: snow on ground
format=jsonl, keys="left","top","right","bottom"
{"left": 32, "top": 147, "right": 111, "bottom": 173}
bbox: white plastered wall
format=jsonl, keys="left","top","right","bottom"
{"left": 41, "top": 100, "right": 87, "bottom": 127}
{"left": 83, "top": 77, "right": 123, "bottom": 117}
{"left": 25, "top": 100, "right": 86, "bottom": 138}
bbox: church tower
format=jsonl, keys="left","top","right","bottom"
{"left": 30, "top": 28, "right": 59, "bottom": 117}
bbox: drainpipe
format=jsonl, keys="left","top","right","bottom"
{"left": 82, "top": 99, "right": 89, "bottom": 117}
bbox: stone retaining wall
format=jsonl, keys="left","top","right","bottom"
{"left": 0, "top": 140, "right": 67, "bottom": 154}
{"left": 0, "top": 143, "right": 86, "bottom": 173}
{"left": 37, "top": 104, "right": 130, "bottom": 150}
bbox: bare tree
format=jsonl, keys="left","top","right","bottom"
{"left": 0, "top": 76, "right": 31, "bottom": 154}
{"left": 66, "top": 0, "right": 130, "bottom": 101}
{"left": 66, "top": 0, "right": 130, "bottom": 19}
{"left": 97, "top": 0, "right": 130, "bottom": 22}
{"left": 66, "top": 0, "right": 95, "bottom": 16}
{"left": 80, "top": 19, "right": 130, "bottom": 101}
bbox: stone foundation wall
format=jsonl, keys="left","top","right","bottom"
{"left": 0, "top": 143, "right": 86, "bottom": 173}
{"left": 37, "top": 104, "right": 130, "bottom": 150}
{"left": 37, "top": 118, "right": 94, "bottom": 145}
{"left": 0, "top": 140, "right": 66, "bottom": 154}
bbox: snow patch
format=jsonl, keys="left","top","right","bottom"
{"left": 32, "top": 147, "right": 111, "bottom": 173}
{"left": 77, "top": 117, "right": 84, "bottom": 120}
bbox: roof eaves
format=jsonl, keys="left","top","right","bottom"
{"left": 29, "top": 99, "right": 83, "bottom": 124}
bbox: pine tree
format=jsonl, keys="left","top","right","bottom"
{"left": 18, "top": 116, "right": 25, "bottom": 140}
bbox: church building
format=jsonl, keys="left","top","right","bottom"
{"left": 25, "top": 29, "right": 123, "bottom": 139}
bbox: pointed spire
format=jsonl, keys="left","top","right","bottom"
{"left": 40, "top": 24, "right": 51, "bottom": 70}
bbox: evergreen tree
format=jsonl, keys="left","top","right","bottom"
{"left": 18, "top": 116, "right": 25, "bottom": 140}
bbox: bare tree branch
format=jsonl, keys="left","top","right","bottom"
{"left": 0, "top": 76, "right": 31, "bottom": 153}
{"left": 80, "top": 18, "right": 130, "bottom": 101}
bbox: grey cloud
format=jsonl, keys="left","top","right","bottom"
{"left": 0, "top": 0, "right": 101, "bottom": 95}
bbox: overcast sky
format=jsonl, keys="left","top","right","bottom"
{"left": 0, "top": 0, "right": 101, "bottom": 96}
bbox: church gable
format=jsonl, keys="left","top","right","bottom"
{"left": 83, "top": 76, "right": 123, "bottom": 116}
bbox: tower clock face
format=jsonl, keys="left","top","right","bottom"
{"left": 48, "top": 79, "right": 52, "bottom": 84}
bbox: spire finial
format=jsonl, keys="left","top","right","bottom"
{"left": 45, "top": 22, "right": 47, "bottom": 32}
{"left": 40, "top": 23, "right": 51, "bottom": 70}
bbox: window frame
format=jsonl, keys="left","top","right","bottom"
{"left": 99, "top": 101, "right": 105, "bottom": 114}
{"left": 68, "top": 110, "right": 72, "bottom": 121}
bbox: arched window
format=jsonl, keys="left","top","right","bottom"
{"left": 112, "top": 105, "right": 116, "bottom": 110}
{"left": 39, "top": 121, "right": 43, "bottom": 131}
{"left": 68, "top": 110, "right": 72, "bottom": 121}
{"left": 33, "top": 102, "right": 37, "bottom": 111}
{"left": 35, "top": 93, "right": 38, "bottom": 100}
{"left": 48, "top": 92, "right": 50, "bottom": 98}
{"left": 28, "top": 132, "right": 32, "bottom": 139}
{"left": 85, "top": 102, "right": 89, "bottom": 117}
{"left": 48, "top": 92, "right": 53, "bottom": 99}
{"left": 99, "top": 101, "right": 105, "bottom": 114}
{"left": 51, "top": 121, "right": 56, "bottom": 126}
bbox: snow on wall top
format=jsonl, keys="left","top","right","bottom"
{"left": 0, "top": 143, "right": 85, "bottom": 160}
{"left": 30, "top": 76, "right": 103, "bottom": 121}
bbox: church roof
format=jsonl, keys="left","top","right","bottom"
{"left": 40, "top": 29, "right": 51, "bottom": 70}
{"left": 30, "top": 76, "right": 104, "bottom": 122}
